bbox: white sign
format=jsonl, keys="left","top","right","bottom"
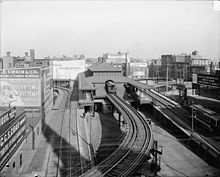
{"left": 192, "top": 74, "right": 197, "bottom": 83}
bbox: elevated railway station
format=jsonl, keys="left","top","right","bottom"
{"left": 124, "top": 82, "right": 220, "bottom": 163}
{"left": 1, "top": 59, "right": 219, "bottom": 177}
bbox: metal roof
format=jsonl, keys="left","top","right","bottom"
{"left": 88, "top": 62, "right": 121, "bottom": 72}
{"left": 78, "top": 72, "right": 95, "bottom": 90}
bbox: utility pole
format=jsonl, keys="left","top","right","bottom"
{"left": 191, "top": 106, "right": 195, "bottom": 134}
{"left": 0, "top": 0, "right": 2, "bottom": 58}
{"left": 166, "top": 61, "right": 169, "bottom": 96}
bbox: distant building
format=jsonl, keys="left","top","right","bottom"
{"left": 148, "top": 59, "right": 162, "bottom": 78}
{"left": 173, "top": 53, "right": 191, "bottom": 83}
{"left": 2, "top": 52, "right": 17, "bottom": 69}
{"left": 129, "top": 61, "right": 148, "bottom": 79}
{"left": 102, "top": 51, "right": 130, "bottom": 76}
{"left": 2, "top": 49, "right": 37, "bottom": 69}
{"left": 190, "top": 51, "right": 208, "bottom": 75}
{"left": 30, "top": 49, "right": 35, "bottom": 60}
{"left": 0, "top": 57, "right": 2, "bottom": 69}
{"left": 159, "top": 51, "right": 209, "bottom": 82}
{"left": 161, "top": 54, "right": 175, "bottom": 80}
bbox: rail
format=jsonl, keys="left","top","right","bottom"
{"left": 80, "top": 94, "right": 153, "bottom": 177}
{"left": 142, "top": 88, "right": 220, "bottom": 160}
{"left": 45, "top": 87, "right": 70, "bottom": 177}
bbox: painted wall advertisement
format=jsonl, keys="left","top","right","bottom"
{"left": 0, "top": 113, "right": 26, "bottom": 171}
{"left": 0, "top": 107, "right": 16, "bottom": 128}
{"left": 0, "top": 79, "right": 41, "bottom": 107}
{"left": 0, "top": 68, "right": 41, "bottom": 78}
{"left": 0, "top": 68, "right": 41, "bottom": 107}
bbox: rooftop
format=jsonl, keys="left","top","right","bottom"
{"left": 86, "top": 75, "right": 152, "bottom": 90}
{"left": 78, "top": 72, "right": 95, "bottom": 90}
{"left": 88, "top": 62, "right": 122, "bottom": 72}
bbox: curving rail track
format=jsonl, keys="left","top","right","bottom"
{"left": 45, "top": 88, "right": 71, "bottom": 177}
{"left": 80, "top": 94, "right": 154, "bottom": 177}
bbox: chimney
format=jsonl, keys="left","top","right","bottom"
{"left": 30, "top": 49, "right": 35, "bottom": 59}
{"left": 6, "top": 52, "right": 10, "bottom": 57}
{"left": 102, "top": 57, "right": 106, "bottom": 63}
{"left": 98, "top": 57, "right": 106, "bottom": 63}
{"left": 25, "top": 52, "right": 28, "bottom": 57}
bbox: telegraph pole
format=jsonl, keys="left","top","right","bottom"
{"left": 0, "top": 0, "right": 2, "bottom": 58}
{"left": 166, "top": 60, "right": 169, "bottom": 96}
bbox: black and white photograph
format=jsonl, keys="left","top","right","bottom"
{"left": 0, "top": 1, "right": 220, "bottom": 177}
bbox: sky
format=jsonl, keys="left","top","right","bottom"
{"left": 0, "top": 1, "right": 220, "bottom": 60}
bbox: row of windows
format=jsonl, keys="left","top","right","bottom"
{"left": 93, "top": 72, "right": 121, "bottom": 76}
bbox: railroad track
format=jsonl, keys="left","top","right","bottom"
{"left": 45, "top": 88, "right": 70, "bottom": 177}
{"left": 80, "top": 94, "right": 153, "bottom": 177}
{"left": 142, "top": 89, "right": 220, "bottom": 159}
{"left": 143, "top": 89, "right": 210, "bottom": 132}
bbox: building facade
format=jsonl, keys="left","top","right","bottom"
{"left": 102, "top": 51, "right": 130, "bottom": 77}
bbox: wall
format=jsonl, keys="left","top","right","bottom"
{"left": 53, "top": 59, "right": 86, "bottom": 80}
{"left": 0, "top": 119, "right": 42, "bottom": 176}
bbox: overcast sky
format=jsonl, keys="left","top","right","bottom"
{"left": 0, "top": 1, "right": 220, "bottom": 60}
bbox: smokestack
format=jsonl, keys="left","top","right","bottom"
{"left": 102, "top": 57, "right": 106, "bottom": 63}
{"left": 25, "top": 52, "right": 28, "bottom": 57}
{"left": 30, "top": 49, "right": 35, "bottom": 59}
{"left": 6, "top": 52, "right": 10, "bottom": 57}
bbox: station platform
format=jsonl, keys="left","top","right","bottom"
{"left": 16, "top": 91, "right": 102, "bottom": 177}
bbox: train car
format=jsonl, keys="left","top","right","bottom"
{"left": 124, "top": 83, "right": 136, "bottom": 98}
{"left": 191, "top": 104, "right": 220, "bottom": 131}
{"left": 105, "top": 80, "right": 117, "bottom": 94}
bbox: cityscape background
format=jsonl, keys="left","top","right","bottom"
{"left": 0, "top": 1, "right": 220, "bottom": 60}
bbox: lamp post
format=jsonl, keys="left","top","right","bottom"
{"left": 26, "top": 121, "right": 35, "bottom": 150}
{"left": 191, "top": 106, "right": 195, "bottom": 134}
{"left": 166, "top": 63, "right": 169, "bottom": 96}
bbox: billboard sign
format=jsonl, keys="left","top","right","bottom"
{"left": 0, "top": 113, "right": 26, "bottom": 171}
{"left": 0, "top": 79, "right": 41, "bottom": 107}
{"left": 192, "top": 74, "right": 197, "bottom": 83}
{"left": 0, "top": 107, "right": 16, "bottom": 129}
{"left": 0, "top": 68, "right": 41, "bottom": 78}
{"left": 197, "top": 74, "right": 220, "bottom": 88}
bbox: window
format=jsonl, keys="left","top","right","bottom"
{"left": 37, "top": 127, "right": 39, "bottom": 135}
{"left": 20, "top": 153, "right": 22, "bottom": 167}
{"left": 13, "top": 161, "right": 15, "bottom": 168}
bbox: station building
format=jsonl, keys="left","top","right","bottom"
{"left": 78, "top": 59, "right": 152, "bottom": 114}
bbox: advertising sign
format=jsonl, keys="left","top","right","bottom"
{"left": 0, "top": 113, "right": 26, "bottom": 171}
{"left": 41, "top": 67, "right": 53, "bottom": 103}
{"left": 0, "top": 79, "right": 41, "bottom": 107}
{"left": 192, "top": 74, "right": 197, "bottom": 83}
{"left": 0, "top": 68, "right": 41, "bottom": 78}
{"left": 0, "top": 107, "right": 16, "bottom": 128}
{"left": 197, "top": 74, "right": 220, "bottom": 88}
